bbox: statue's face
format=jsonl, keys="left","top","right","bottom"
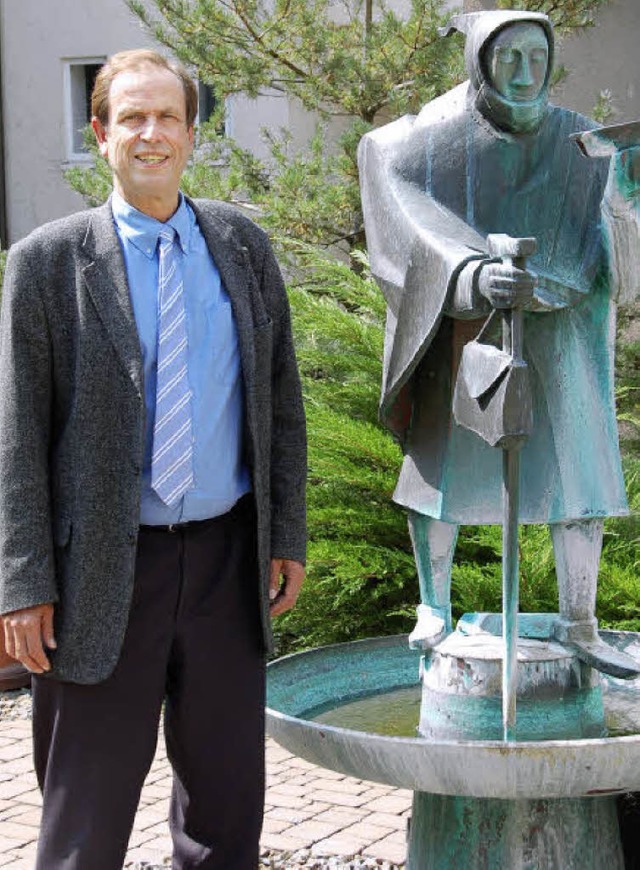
{"left": 486, "top": 23, "right": 549, "bottom": 103}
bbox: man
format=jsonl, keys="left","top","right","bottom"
{"left": 358, "top": 11, "right": 639, "bottom": 673}
{"left": 0, "top": 49, "right": 306, "bottom": 869}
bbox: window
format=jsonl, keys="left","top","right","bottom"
{"left": 198, "top": 81, "right": 217, "bottom": 125}
{"left": 195, "top": 81, "right": 227, "bottom": 140}
{"left": 64, "top": 59, "right": 105, "bottom": 160}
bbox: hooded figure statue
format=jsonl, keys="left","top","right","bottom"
{"left": 357, "top": 10, "right": 640, "bottom": 674}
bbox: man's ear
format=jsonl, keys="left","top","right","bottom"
{"left": 188, "top": 125, "right": 195, "bottom": 150}
{"left": 91, "top": 117, "right": 109, "bottom": 158}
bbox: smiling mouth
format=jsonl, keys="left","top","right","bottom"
{"left": 135, "top": 154, "right": 169, "bottom": 165}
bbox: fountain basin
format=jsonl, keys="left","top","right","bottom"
{"left": 266, "top": 631, "right": 640, "bottom": 800}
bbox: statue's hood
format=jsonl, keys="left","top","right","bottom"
{"left": 442, "top": 10, "right": 555, "bottom": 134}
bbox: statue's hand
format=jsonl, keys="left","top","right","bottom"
{"left": 478, "top": 260, "right": 536, "bottom": 309}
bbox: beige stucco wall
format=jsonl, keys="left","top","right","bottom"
{"left": 0, "top": 0, "right": 156, "bottom": 242}
{"left": 1, "top": 0, "right": 638, "bottom": 243}
{"left": 0, "top": 0, "right": 302, "bottom": 243}
{"left": 553, "top": 0, "right": 640, "bottom": 121}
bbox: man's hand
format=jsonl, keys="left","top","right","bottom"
{"left": 478, "top": 260, "right": 536, "bottom": 309}
{"left": 1, "top": 603, "right": 56, "bottom": 673}
{"left": 269, "top": 559, "right": 305, "bottom": 616}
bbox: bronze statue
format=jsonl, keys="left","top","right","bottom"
{"left": 358, "top": 10, "right": 640, "bottom": 676}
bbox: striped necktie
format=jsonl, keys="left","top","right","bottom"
{"left": 151, "top": 227, "right": 194, "bottom": 506}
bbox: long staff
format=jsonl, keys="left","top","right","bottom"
{"left": 487, "top": 234, "right": 536, "bottom": 741}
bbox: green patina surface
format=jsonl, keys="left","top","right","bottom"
{"left": 420, "top": 684, "right": 605, "bottom": 742}
{"left": 407, "top": 790, "right": 622, "bottom": 870}
{"left": 266, "top": 634, "right": 421, "bottom": 720}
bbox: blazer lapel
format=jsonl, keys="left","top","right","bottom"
{"left": 81, "top": 201, "right": 144, "bottom": 398}
{"left": 80, "top": 198, "right": 257, "bottom": 403}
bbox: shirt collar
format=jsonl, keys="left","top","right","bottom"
{"left": 111, "top": 190, "right": 192, "bottom": 259}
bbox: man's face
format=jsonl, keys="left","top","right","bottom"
{"left": 486, "top": 23, "right": 549, "bottom": 103}
{"left": 92, "top": 64, "right": 194, "bottom": 221}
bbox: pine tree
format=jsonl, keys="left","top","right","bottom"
{"left": 115, "top": 0, "right": 608, "bottom": 251}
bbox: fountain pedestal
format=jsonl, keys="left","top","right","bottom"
{"left": 409, "top": 631, "right": 623, "bottom": 868}
{"left": 408, "top": 790, "right": 622, "bottom": 869}
{"left": 266, "top": 631, "right": 640, "bottom": 870}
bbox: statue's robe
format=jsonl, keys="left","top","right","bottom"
{"left": 358, "top": 84, "right": 630, "bottom": 524}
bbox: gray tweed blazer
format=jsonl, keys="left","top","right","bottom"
{"left": 0, "top": 198, "right": 307, "bottom": 683}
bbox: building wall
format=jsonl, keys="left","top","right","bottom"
{"left": 0, "top": 1, "right": 150, "bottom": 242}
{"left": 0, "top": 0, "right": 297, "bottom": 243}
{"left": 553, "top": 0, "right": 640, "bottom": 121}
{"left": 0, "top": 0, "right": 638, "bottom": 243}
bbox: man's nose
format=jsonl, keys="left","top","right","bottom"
{"left": 140, "top": 116, "right": 161, "bottom": 139}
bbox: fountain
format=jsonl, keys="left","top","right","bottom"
{"left": 266, "top": 626, "right": 640, "bottom": 868}
{"left": 268, "top": 10, "right": 640, "bottom": 867}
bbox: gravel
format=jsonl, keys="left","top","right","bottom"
{"left": 123, "top": 857, "right": 401, "bottom": 869}
{"left": 0, "top": 686, "right": 32, "bottom": 720}
{"left": 1, "top": 689, "right": 403, "bottom": 870}
{"left": 124, "top": 858, "right": 401, "bottom": 869}
{"left": 259, "top": 853, "right": 402, "bottom": 869}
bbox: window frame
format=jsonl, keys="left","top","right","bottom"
{"left": 63, "top": 57, "right": 106, "bottom": 163}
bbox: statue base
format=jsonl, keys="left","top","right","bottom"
{"left": 410, "top": 621, "right": 622, "bottom": 868}
{"left": 419, "top": 633, "right": 604, "bottom": 742}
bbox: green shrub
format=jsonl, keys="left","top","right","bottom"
{"left": 272, "top": 249, "right": 418, "bottom": 654}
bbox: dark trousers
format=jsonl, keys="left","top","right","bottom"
{"left": 32, "top": 495, "right": 266, "bottom": 870}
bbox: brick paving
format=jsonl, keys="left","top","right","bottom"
{"left": 0, "top": 718, "right": 409, "bottom": 867}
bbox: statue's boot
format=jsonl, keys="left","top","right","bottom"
{"left": 553, "top": 618, "right": 640, "bottom": 679}
{"left": 408, "top": 604, "right": 452, "bottom": 650}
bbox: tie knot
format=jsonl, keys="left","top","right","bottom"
{"left": 158, "top": 227, "right": 177, "bottom": 252}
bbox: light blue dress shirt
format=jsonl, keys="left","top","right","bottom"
{"left": 111, "top": 191, "right": 250, "bottom": 525}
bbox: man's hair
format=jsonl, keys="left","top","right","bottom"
{"left": 91, "top": 49, "right": 198, "bottom": 127}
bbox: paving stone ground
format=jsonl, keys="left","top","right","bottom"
{"left": 0, "top": 717, "right": 409, "bottom": 868}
